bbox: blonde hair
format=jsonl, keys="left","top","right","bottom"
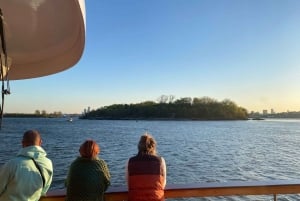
{"left": 138, "top": 133, "right": 157, "bottom": 155}
{"left": 79, "top": 140, "right": 100, "bottom": 159}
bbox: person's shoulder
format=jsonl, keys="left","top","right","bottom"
{"left": 159, "top": 156, "right": 165, "bottom": 160}
{"left": 44, "top": 157, "right": 53, "bottom": 169}
{"left": 11, "top": 155, "right": 27, "bottom": 162}
{"left": 95, "top": 157, "right": 108, "bottom": 164}
{"left": 2, "top": 156, "right": 25, "bottom": 168}
{"left": 159, "top": 156, "right": 166, "bottom": 163}
{"left": 69, "top": 157, "right": 82, "bottom": 165}
{"left": 128, "top": 155, "right": 138, "bottom": 163}
{"left": 95, "top": 158, "right": 110, "bottom": 169}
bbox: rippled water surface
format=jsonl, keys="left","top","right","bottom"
{"left": 1, "top": 118, "right": 300, "bottom": 200}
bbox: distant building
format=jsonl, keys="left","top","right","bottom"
{"left": 271, "top": 109, "right": 275, "bottom": 114}
{"left": 83, "top": 107, "right": 91, "bottom": 115}
{"left": 263, "top": 110, "right": 268, "bottom": 115}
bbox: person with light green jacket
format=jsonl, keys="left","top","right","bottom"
{"left": 0, "top": 130, "right": 53, "bottom": 201}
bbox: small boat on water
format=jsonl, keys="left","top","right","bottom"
{"left": 68, "top": 118, "right": 73, "bottom": 122}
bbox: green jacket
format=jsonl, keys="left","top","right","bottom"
{"left": 65, "top": 157, "right": 111, "bottom": 201}
{"left": 0, "top": 145, "right": 53, "bottom": 201}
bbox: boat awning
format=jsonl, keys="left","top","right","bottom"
{"left": 0, "top": 0, "right": 86, "bottom": 80}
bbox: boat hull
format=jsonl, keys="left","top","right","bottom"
{"left": 0, "top": 0, "right": 86, "bottom": 80}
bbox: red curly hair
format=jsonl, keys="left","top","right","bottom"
{"left": 79, "top": 140, "right": 100, "bottom": 159}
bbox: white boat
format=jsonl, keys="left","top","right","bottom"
{"left": 0, "top": 0, "right": 86, "bottom": 80}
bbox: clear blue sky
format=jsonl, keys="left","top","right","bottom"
{"left": 5, "top": 0, "right": 300, "bottom": 114}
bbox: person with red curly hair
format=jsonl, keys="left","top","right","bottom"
{"left": 65, "top": 140, "right": 110, "bottom": 201}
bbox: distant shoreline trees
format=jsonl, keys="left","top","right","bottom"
{"left": 4, "top": 110, "right": 64, "bottom": 118}
{"left": 80, "top": 96, "right": 249, "bottom": 120}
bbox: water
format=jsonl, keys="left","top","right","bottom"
{"left": 1, "top": 118, "right": 300, "bottom": 200}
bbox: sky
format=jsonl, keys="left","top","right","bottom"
{"left": 5, "top": 0, "right": 300, "bottom": 114}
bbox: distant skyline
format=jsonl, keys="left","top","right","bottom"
{"left": 5, "top": 0, "right": 300, "bottom": 114}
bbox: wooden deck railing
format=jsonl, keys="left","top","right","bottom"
{"left": 40, "top": 180, "right": 300, "bottom": 201}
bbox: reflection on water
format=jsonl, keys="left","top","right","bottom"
{"left": 0, "top": 118, "right": 300, "bottom": 200}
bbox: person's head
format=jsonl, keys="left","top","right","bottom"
{"left": 138, "top": 133, "right": 157, "bottom": 155}
{"left": 22, "top": 130, "right": 42, "bottom": 147}
{"left": 79, "top": 140, "right": 100, "bottom": 159}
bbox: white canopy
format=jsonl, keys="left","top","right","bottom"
{"left": 0, "top": 0, "right": 86, "bottom": 80}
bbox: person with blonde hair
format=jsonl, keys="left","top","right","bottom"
{"left": 126, "top": 133, "right": 167, "bottom": 201}
{"left": 0, "top": 130, "right": 53, "bottom": 201}
{"left": 65, "top": 139, "right": 110, "bottom": 201}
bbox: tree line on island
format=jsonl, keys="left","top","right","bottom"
{"left": 80, "top": 96, "right": 249, "bottom": 120}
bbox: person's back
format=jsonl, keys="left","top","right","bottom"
{"left": 65, "top": 140, "right": 110, "bottom": 201}
{"left": 0, "top": 130, "right": 53, "bottom": 201}
{"left": 126, "top": 133, "right": 167, "bottom": 201}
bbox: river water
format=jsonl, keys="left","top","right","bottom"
{"left": 0, "top": 118, "right": 300, "bottom": 201}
